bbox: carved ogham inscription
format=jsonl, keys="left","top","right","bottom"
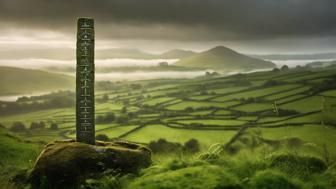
{"left": 76, "top": 18, "right": 95, "bottom": 144}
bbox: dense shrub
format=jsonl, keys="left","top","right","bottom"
{"left": 96, "top": 134, "right": 109, "bottom": 141}
{"left": 263, "top": 80, "right": 283, "bottom": 87}
{"left": 148, "top": 138, "right": 200, "bottom": 154}
{"left": 272, "top": 68, "right": 281, "bottom": 72}
{"left": 185, "top": 107, "right": 194, "bottom": 112}
{"left": 96, "top": 112, "right": 116, "bottom": 124}
{"left": 50, "top": 123, "right": 58, "bottom": 130}
{"left": 29, "top": 122, "right": 45, "bottom": 130}
{"left": 10, "top": 122, "right": 26, "bottom": 132}
{"left": 116, "top": 115, "right": 129, "bottom": 124}
{"left": 249, "top": 170, "right": 302, "bottom": 189}
{"left": 183, "top": 139, "right": 200, "bottom": 153}
{"left": 309, "top": 77, "right": 336, "bottom": 94}
{"left": 127, "top": 162, "right": 242, "bottom": 189}
{"left": 30, "top": 122, "right": 40, "bottom": 130}
{"left": 105, "top": 112, "right": 116, "bottom": 122}
{"left": 278, "top": 109, "right": 300, "bottom": 116}
{"left": 281, "top": 65, "right": 290, "bottom": 71}
{"left": 97, "top": 94, "right": 109, "bottom": 103}
{"left": 148, "top": 138, "right": 182, "bottom": 153}
{"left": 269, "top": 154, "right": 327, "bottom": 178}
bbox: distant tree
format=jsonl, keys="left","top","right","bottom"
{"left": 102, "top": 94, "right": 109, "bottom": 102}
{"left": 280, "top": 65, "right": 290, "bottom": 71}
{"left": 205, "top": 71, "right": 219, "bottom": 77}
{"left": 309, "top": 77, "right": 336, "bottom": 94}
{"left": 130, "top": 83, "right": 142, "bottom": 90}
{"left": 272, "top": 68, "right": 280, "bottom": 72}
{"left": 121, "top": 106, "right": 128, "bottom": 114}
{"left": 148, "top": 138, "right": 182, "bottom": 153}
{"left": 123, "top": 99, "right": 130, "bottom": 106}
{"left": 96, "top": 134, "right": 109, "bottom": 141}
{"left": 185, "top": 107, "right": 194, "bottom": 112}
{"left": 30, "top": 122, "right": 40, "bottom": 130}
{"left": 39, "top": 121, "right": 46, "bottom": 129}
{"left": 295, "top": 65, "right": 304, "bottom": 70}
{"left": 96, "top": 115, "right": 105, "bottom": 123}
{"left": 158, "top": 62, "right": 169, "bottom": 67}
{"left": 50, "top": 122, "right": 59, "bottom": 130}
{"left": 210, "top": 91, "right": 217, "bottom": 95}
{"left": 105, "top": 112, "right": 116, "bottom": 122}
{"left": 16, "top": 96, "right": 30, "bottom": 102}
{"left": 96, "top": 112, "right": 116, "bottom": 124}
{"left": 116, "top": 115, "right": 128, "bottom": 124}
{"left": 183, "top": 139, "right": 200, "bottom": 153}
{"left": 127, "top": 112, "right": 136, "bottom": 119}
{"left": 10, "top": 122, "right": 26, "bottom": 132}
{"left": 263, "top": 80, "right": 282, "bottom": 87}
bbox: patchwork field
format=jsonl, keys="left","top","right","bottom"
{"left": 0, "top": 68, "right": 335, "bottom": 148}
{"left": 1, "top": 67, "right": 336, "bottom": 188}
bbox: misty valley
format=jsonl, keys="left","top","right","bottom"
{"left": 1, "top": 1, "right": 336, "bottom": 188}
{"left": 1, "top": 50, "right": 336, "bottom": 188}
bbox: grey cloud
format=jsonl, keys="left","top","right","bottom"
{"left": 0, "top": 0, "right": 336, "bottom": 40}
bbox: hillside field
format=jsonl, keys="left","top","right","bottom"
{"left": 1, "top": 66, "right": 336, "bottom": 188}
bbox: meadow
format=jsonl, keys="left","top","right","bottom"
{"left": 1, "top": 66, "right": 336, "bottom": 188}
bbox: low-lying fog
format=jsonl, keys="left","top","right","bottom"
{"left": 268, "top": 59, "right": 336, "bottom": 68}
{"left": 1, "top": 57, "right": 333, "bottom": 101}
{"left": 0, "top": 58, "right": 179, "bottom": 69}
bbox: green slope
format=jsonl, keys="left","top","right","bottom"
{"left": 160, "top": 49, "right": 195, "bottom": 59}
{"left": 0, "top": 66, "right": 74, "bottom": 95}
{"left": 97, "top": 48, "right": 157, "bottom": 59}
{"left": 175, "top": 46, "right": 276, "bottom": 71}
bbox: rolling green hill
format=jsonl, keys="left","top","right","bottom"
{"left": 175, "top": 46, "right": 276, "bottom": 71}
{"left": 98, "top": 48, "right": 195, "bottom": 59}
{"left": 160, "top": 49, "right": 195, "bottom": 59}
{"left": 97, "top": 48, "right": 156, "bottom": 59}
{"left": 0, "top": 66, "right": 74, "bottom": 96}
{"left": 1, "top": 66, "right": 336, "bottom": 188}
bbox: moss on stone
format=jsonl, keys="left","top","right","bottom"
{"left": 29, "top": 139, "right": 151, "bottom": 188}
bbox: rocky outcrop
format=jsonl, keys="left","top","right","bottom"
{"left": 29, "top": 140, "right": 151, "bottom": 188}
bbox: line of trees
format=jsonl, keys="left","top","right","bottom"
{"left": 9, "top": 121, "right": 59, "bottom": 132}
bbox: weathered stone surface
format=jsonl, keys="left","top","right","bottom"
{"left": 76, "top": 18, "right": 95, "bottom": 144}
{"left": 29, "top": 140, "right": 151, "bottom": 188}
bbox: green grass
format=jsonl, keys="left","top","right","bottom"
{"left": 213, "top": 84, "right": 300, "bottom": 101}
{"left": 208, "top": 86, "right": 247, "bottom": 95}
{"left": 0, "top": 66, "right": 74, "bottom": 95}
{"left": 0, "top": 127, "right": 42, "bottom": 170}
{"left": 1, "top": 67, "right": 336, "bottom": 188}
{"left": 321, "top": 90, "right": 336, "bottom": 97}
{"left": 214, "top": 109, "right": 232, "bottom": 115}
{"left": 125, "top": 124, "right": 236, "bottom": 146}
{"left": 96, "top": 125, "right": 138, "bottom": 138}
{"left": 189, "top": 95, "right": 216, "bottom": 100}
{"left": 175, "top": 119, "right": 246, "bottom": 126}
{"left": 280, "top": 96, "right": 327, "bottom": 113}
{"left": 258, "top": 124, "right": 336, "bottom": 157}
{"left": 276, "top": 94, "right": 306, "bottom": 104}
{"left": 265, "top": 86, "right": 310, "bottom": 101}
{"left": 142, "top": 97, "right": 175, "bottom": 106}
{"left": 234, "top": 103, "right": 272, "bottom": 112}
{"left": 166, "top": 100, "right": 239, "bottom": 110}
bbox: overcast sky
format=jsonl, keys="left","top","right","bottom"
{"left": 0, "top": 0, "right": 336, "bottom": 56}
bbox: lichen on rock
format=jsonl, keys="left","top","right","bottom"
{"left": 28, "top": 139, "right": 151, "bottom": 188}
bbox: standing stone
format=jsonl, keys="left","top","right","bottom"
{"left": 76, "top": 18, "right": 95, "bottom": 144}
